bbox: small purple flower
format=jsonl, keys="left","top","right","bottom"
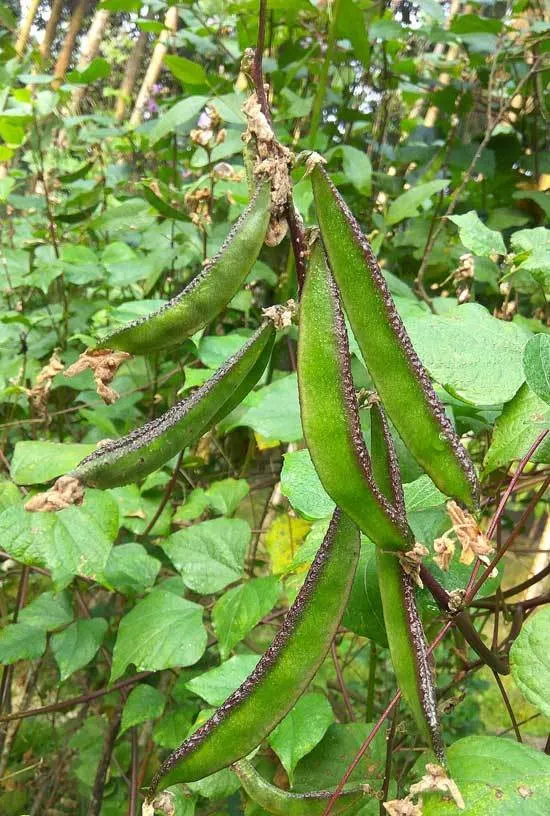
{"left": 197, "top": 110, "right": 211, "bottom": 129}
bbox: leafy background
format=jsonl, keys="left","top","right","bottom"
{"left": 0, "top": 0, "right": 549, "bottom": 814}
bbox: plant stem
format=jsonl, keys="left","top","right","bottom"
{"left": 308, "top": 0, "right": 341, "bottom": 149}
{"left": 366, "top": 641, "right": 377, "bottom": 722}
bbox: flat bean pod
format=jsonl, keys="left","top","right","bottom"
{"left": 297, "top": 238, "right": 413, "bottom": 552}
{"left": 149, "top": 509, "right": 360, "bottom": 792}
{"left": 370, "top": 401, "right": 445, "bottom": 763}
{"left": 233, "top": 759, "right": 368, "bottom": 816}
{"left": 71, "top": 323, "right": 275, "bottom": 489}
{"left": 310, "top": 163, "right": 478, "bottom": 510}
{"left": 94, "top": 182, "right": 271, "bottom": 354}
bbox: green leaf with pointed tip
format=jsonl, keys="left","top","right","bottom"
{"left": 120, "top": 684, "right": 166, "bottom": 735}
{"left": 523, "top": 334, "right": 550, "bottom": 405}
{"left": 422, "top": 736, "right": 550, "bottom": 815}
{"left": 212, "top": 576, "right": 280, "bottom": 660}
{"left": 10, "top": 441, "right": 96, "bottom": 485}
{"left": 484, "top": 383, "right": 550, "bottom": 475}
{"left": 111, "top": 590, "right": 207, "bottom": 682}
{"left": 386, "top": 180, "right": 449, "bottom": 225}
{"left": 104, "top": 543, "right": 161, "bottom": 596}
{"left": 448, "top": 211, "right": 506, "bottom": 257}
{"left": 205, "top": 478, "right": 249, "bottom": 516}
{"left": 0, "top": 623, "right": 46, "bottom": 665}
{"left": 51, "top": 618, "right": 108, "bottom": 681}
{"left": 161, "top": 518, "right": 250, "bottom": 594}
{"left": 19, "top": 592, "right": 73, "bottom": 631}
{"left": 510, "top": 607, "right": 550, "bottom": 718}
{"left": 149, "top": 96, "right": 207, "bottom": 143}
{"left": 268, "top": 693, "right": 334, "bottom": 784}
{"left": 185, "top": 654, "right": 259, "bottom": 706}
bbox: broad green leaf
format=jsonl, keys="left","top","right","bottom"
{"left": 448, "top": 211, "right": 506, "bottom": 257}
{"left": 224, "top": 373, "right": 302, "bottom": 442}
{"left": 149, "top": 96, "right": 207, "bottom": 143}
{"left": 212, "top": 576, "right": 280, "bottom": 660}
{"left": 109, "top": 484, "right": 173, "bottom": 538}
{"left": 342, "top": 537, "right": 388, "bottom": 647}
{"left": 523, "top": 334, "right": 550, "bottom": 405}
{"left": 327, "top": 145, "right": 372, "bottom": 196}
{"left": 268, "top": 693, "right": 334, "bottom": 783}
{"left": 281, "top": 448, "right": 334, "bottom": 520}
{"left": 19, "top": 591, "right": 73, "bottom": 631}
{"left": 510, "top": 227, "right": 550, "bottom": 290}
{"left": 120, "top": 684, "right": 166, "bottom": 735}
{"left": 386, "top": 180, "right": 449, "bottom": 226}
{"left": 405, "top": 303, "right": 530, "bottom": 405}
{"left": 510, "top": 608, "right": 550, "bottom": 718}
{"left": 403, "top": 475, "right": 446, "bottom": 512}
{"left": 67, "top": 58, "right": 110, "bottom": 84}
{"left": 10, "top": 441, "right": 96, "bottom": 485}
{"left": 185, "top": 654, "right": 259, "bottom": 706}
{"left": 161, "top": 518, "right": 250, "bottom": 594}
{"left": 173, "top": 487, "right": 210, "bottom": 523}
{"left": 111, "top": 590, "right": 207, "bottom": 682}
{"left": 484, "top": 384, "right": 550, "bottom": 474}
{"left": 293, "top": 723, "right": 386, "bottom": 792}
{"left": 512, "top": 190, "right": 550, "bottom": 220}
{"left": 51, "top": 618, "right": 108, "bottom": 681}
{"left": 0, "top": 623, "right": 46, "bottom": 665}
{"left": 264, "top": 514, "right": 312, "bottom": 574}
{"left": 164, "top": 55, "right": 208, "bottom": 86}
{"left": 205, "top": 478, "right": 249, "bottom": 516}
{"left": 0, "top": 480, "right": 22, "bottom": 513}
{"left": 198, "top": 332, "right": 250, "bottom": 368}
{"left": 88, "top": 198, "right": 152, "bottom": 232}
{"left": 336, "top": 0, "right": 371, "bottom": 67}
{"left": 104, "top": 543, "right": 161, "bottom": 595}
{"left": 153, "top": 709, "right": 193, "bottom": 749}
{"left": 422, "top": 736, "right": 550, "bottom": 815}
{"left": 0, "top": 490, "right": 118, "bottom": 587}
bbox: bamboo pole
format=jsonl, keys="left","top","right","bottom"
{"left": 70, "top": 8, "right": 111, "bottom": 112}
{"left": 53, "top": 0, "right": 90, "bottom": 88}
{"left": 114, "top": 27, "right": 149, "bottom": 122}
{"left": 15, "top": 0, "right": 41, "bottom": 57}
{"left": 129, "top": 6, "right": 178, "bottom": 127}
{"left": 39, "top": 0, "right": 64, "bottom": 61}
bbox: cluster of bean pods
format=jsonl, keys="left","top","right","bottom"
{"left": 45, "top": 126, "right": 479, "bottom": 811}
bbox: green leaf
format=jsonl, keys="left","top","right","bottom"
{"left": 88, "top": 198, "right": 152, "bottom": 232}
{"left": 205, "top": 478, "right": 249, "bottom": 516}
{"left": 0, "top": 480, "right": 22, "bottom": 513}
{"left": 405, "top": 303, "right": 530, "bottom": 405}
{"left": 386, "top": 180, "right": 449, "bottom": 226}
{"left": 0, "top": 490, "right": 118, "bottom": 587}
{"left": 268, "top": 693, "right": 334, "bottom": 784}
{"left": 292, "top": 723, "right": 386, "bottom": 792}
{"left": 173, "top": 487, "right": 210, "bottom": 523}
{"left": 342, "top": 536, "right": 388, "bottom": 647}
{"left": 510, "top": 227, "right": 550, "bottom": 290}
{"left": 510, "top": 607, "right": 550, "bottom": 718}
{"left": 327, "top": 145, "right": 372, "bottom": 196}
{"left": 185, "top": 654, "right": 259, "bottom": 706}
{"left": 212, "top": 576, "right": 280, "bottom": 660}
{"left": 336, "top": 0, "right": 370, "bottom": 68}
{"left": 403, "top": 475, "right": 446, "bottom": 512}
{"left": 120, "top": 684, "right": 166, "bottom": 735}
{"left": 448, "top": 211, "right": 506, "bottom": 257}
{"left": 0, "top": 623, "right": 46, "bottom": 665}
{"left": 111, "top": 590, "right": 206, "bottom": 682}
{"left": 484, "top": 383, "right": 550, "bottom": 475}
{"left": 512, "top": 190, "right": 550, "bottom": 220}
{"left": 281, "top": 449, "right": 334, "bottom": 520}
{"left": 19, "top": 591, "right": 73, "bottom": 631}
{"left": 523, "top": 334, "right": 550, "bottom": 405}
{"left": 10, "top": 441, "right": 96, "bottom": 485}
{"left": 66, "top": 58, "right": 110, "bottom": 85}
{"left": 161, "top": 518, "right": 251, "bottom": 594}
{"left": 104, "top": 543, "right": 161, "bottom": 596}
{"left": 224, "top": 373, "right": 302, "bottom": 442}
{"left": 149, "top": 96, "right": 207, "bottom": 143}
{"left": 153, "top": 709, "right": 193, "bottom": 749}
{"left": 422, "top": 736, "right": 550, "bottom": 815}
{"left": 164, "top": 55, "right": 208, "bottom": 86}
{"left": 51, "top": 618, "right": 108, "bottom": 681}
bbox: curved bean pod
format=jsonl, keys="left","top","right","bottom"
{"left": 94, "top": 182, "right": 271, "bottom": 354}
{"left": 310, "top": 163, "right": 478, "bottom": 510}
{"left": 233, "top": 759, "right": 369, "bottom": 816}
{"left": 297, "top": 238, "right": 413, "bottom": 552}
{"left": 370, "top": 401, "right": 445, "bottom": 763}
{"left": 71, "top": 323, "right": 275, "bottom": 489}
{"left": 149, "top": 509, "right": 360, "bottom": 791}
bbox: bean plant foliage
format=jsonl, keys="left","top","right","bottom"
{"left": 0, "top": 0, "right": 548, "bottom": 814}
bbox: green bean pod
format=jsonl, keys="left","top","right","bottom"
{"left": 297, "top": 238, "right": 413, "bottom": 552}
{"left": 71, "top": 323, "right": 275, "bottom": 489}
{"left": 94, "top": 182, "right": 271, "bottom": 354}
{"left": 310, "top": 164, "right": 478, "bottom": 510}
{"left": 370, "top": 401, "right": 445, "bottom": 763}
{"left": 149, "top": 509, "right": 360, "bottom": 792}
{"left": 233, "top": 759, "right": 368, "bottom": 816}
